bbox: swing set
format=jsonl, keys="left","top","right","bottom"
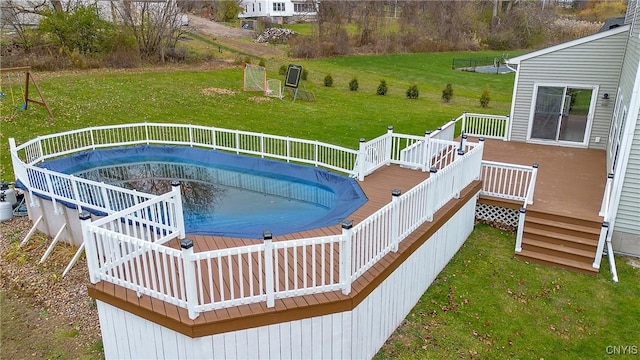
{"left": 0, "top": 66, "right": 53, "bottom": 118}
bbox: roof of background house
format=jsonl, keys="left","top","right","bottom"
{"left": 600, "top": 16, "right": 626, "bottom": 32}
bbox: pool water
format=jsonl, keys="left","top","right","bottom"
{"left": 41, "top": 146, "right": 368, "bottom": 238}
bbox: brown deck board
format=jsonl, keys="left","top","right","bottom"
{"left": 87, "top": 161, "right": 499, "bottom": 337}
{"left": 477, "top": 138, "right": 605, "bottom": 222}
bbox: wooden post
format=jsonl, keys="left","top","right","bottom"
{"left": 263, "top": 231, "right": 275, "bottom": 307}
{"left": 391, "top": 189, "right": 401, "bottom": 252}
{"left": 340, "top": 220, "right": 353, "bottom": 295}
{"left": 181, "top": 238, "right": 199, "bottom": 319}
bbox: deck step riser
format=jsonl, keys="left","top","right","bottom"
{"left": 526, "top": 211, "right": 602, "bottom": 229}
{"left": 524, "top": 221, "right": 600, "bottom": 240}
{"left": 515, "top": 253, "right": 598, "bottom": 275}
{"left": 523, "top": 231, "right": 598, "bottom": 252}
{"left": 521, "top": 241, "right": 595, "bottom": 263}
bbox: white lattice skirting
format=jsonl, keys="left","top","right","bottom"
{"left": 475, "top": 203, "right": 519, "bottom": 230}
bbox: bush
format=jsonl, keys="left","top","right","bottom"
{"left": 324, "top": 74, "right": 333, "bottom": 87}
{"left": 480, "top": 85, "right": 491, "bottom": 108}
{"left": 377, "top": 79, "right": 388, "bottom": 96}
{"left": 406, "top": 84, "right": 419, "bottom": 99}
{"left": 279, "top": 64, "right": 287, "bottom": 75}
{"left": 258, "top": 59, "right": 265, "bottom": 67}
{"left": 442, "top": 83, "right": 453, "bottom": 103}
{"left": 243, "top": 56, "right": 251, "bottom": 64}
{"left": 301, "top": 68, "right": 308, "bottom": 80}
{"left": 349, "top": 78, "right": 359, "bottom": 91}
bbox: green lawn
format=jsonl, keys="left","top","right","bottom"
{"left": 1, "top": 51, "right": 638, "bottom": 359}
{"left": 376, "top": 224, "right": 640, "bottom": 359}
{"left": 0, "top": 51, "right": 515, "bottom": 180}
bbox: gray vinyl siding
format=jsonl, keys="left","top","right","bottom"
{"left": 510, "top": 30, "right": 628, "bottom": 149}
{"left": 625, "top": 0, "right": 637, "bottom": 25}
{"left": 614, "top": 16, "right": 640, "bottom": 238}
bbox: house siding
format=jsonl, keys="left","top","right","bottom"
{"left": 613, "top": 14, "right": 640, "bottom": 250}
{"left": 625, "top": 0, "right": 638, "bottom": 25}
{"left": 510, "top": 30, "right": 628, "bottom": 149}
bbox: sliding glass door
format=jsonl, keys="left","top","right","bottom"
{"left": 530, "top": 85, "right": 594, "bottom": 144}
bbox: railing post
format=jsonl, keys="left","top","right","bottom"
{"left": 459, "top": 133, "right": 467, "bottom": 153}
{"left": 515, "top": 207, "right": 526, "bottom": 253}
{"left": 504, "top": 115, "right": 510, "bottom": 141}
{"left": 477, "top": 138, "right": 485, "bottom": 180}
{"left": 340, "top": 220, "right": 353, "bottom": 295}
{"left": 357, "top": 138, "right": 367, "bottom": 182}
{"left": 461, "top": 111, "right": 467, "bottom": 134}
{"left": 422, "top": 131, "right": 431, "bottom": 172}
{"left": 391, "top": 189, "right": 401, "bottom": 252}
{"left": 599, "top": 173, "right": 614, "bottom": 217}
{"left": 80, "top": 211, "right": 99, "bottom": 284}
{"left": 172, "top": 181, "right": 186, "bottom": 239}
{"left": 386, "top": 125, "right": 394, "bottom": 166}
{"left": 180, "top": 238, "right": 199, "bottom": 319}
{"left": 263, "top": 231, "right": 275, "bottom": 307}
{"left": 427, "top": 167, "right": 438, "bottom": 221}
{"left": 527, "top": 164, "right": 539, "bottom": 205}
{"left": 593, "top": 222, "right": 609, "bottom": 269}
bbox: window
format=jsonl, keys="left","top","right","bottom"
{"left": 294, "top": 3, "right": 315, "bottom": 13}
{"left": 273, "top": 2, "right": 285, "bottom": 11}
{"left": 252, "top": 4, "right": 255, "bottom": 12}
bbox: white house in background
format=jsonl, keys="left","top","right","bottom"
{"left": 505, "top": 1, "right": 640, "bottom": 257}
{"left": 238, "top": 0, "right": 317, "bottom": 22}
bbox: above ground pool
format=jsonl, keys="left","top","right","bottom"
{"left": 39, "top": 145, "right": 368, "bottom": 238}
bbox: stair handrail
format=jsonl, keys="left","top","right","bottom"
{"left": 593, "top": 173, "right": 618, "bottom": 282}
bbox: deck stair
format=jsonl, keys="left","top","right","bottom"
{"left": 516, "top": 210, "right": 601, "bottom": 274}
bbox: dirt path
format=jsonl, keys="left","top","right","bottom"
{"left": 186, "top": 15, "right": 285, "bottom": 59}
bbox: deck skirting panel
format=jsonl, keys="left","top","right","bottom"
{"left": 95, "top": 184, "right": 479, "bottom": 359}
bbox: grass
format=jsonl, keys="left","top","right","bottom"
{"left": 0, "top": 50, "right": 516, "bottom": 180}
{"left": 375, "top": 224, "right": 640, "bottom": 359}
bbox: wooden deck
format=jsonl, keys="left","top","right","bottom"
{"left": 477, "top": 138, "right": 606, "bottom": 273}
{"left": 90, "top": 166, "right": 486, "bottom": 338}
{"left": 478, "top": 138, "right": 606, "bottom": 221}
{"left": 88, "top": 138, "right": 608, "bottom": 338}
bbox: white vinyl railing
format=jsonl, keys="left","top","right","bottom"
{"left": 79, "top": 136, "right": 484, "bottom": 318}
{"left": 593, "top": 173, "right": 618, "bottom": 282}
{"left": 82, "top": 187, "right": 187, "bottom": 307}
{"left": 480, "top": 161, "right": 538, "bottom": 204}
{"left": 10, "top": 123, "right": 359, "bottom": 179}
{"left": 459, "top": 112, "right": 509, "bottom": 140}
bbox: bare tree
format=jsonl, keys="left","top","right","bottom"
{"left": 110, "top": 0, "right": 183, "bottom": 60}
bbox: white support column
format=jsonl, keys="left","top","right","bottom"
{"left": 263, "top": 231, "right": 275, "bottom": 307}
{"left": 461, "top": 111, "right": 467, "bottom": 134}
{"left": 340, "top": 221, "right": 353, "bottom": 295}
{"left": 504, "top": 115, "right": 510, "bottom": 141}
{"left": 459, "top": 133, "right": 468, "bottom": 153}
{"left": 79, "top": 211, "right": 100, "bottom": 284}
{"left": 180, "top": 238, "right": 199, "bottom": 319}
{"left": 515, "top": 207, "right": 526, "bottom": 253}
{"left": 391, "top": 189, "right": 401, "bottom": 252}
{"left": 171, "top": 181, "right": 186, "bottom": 239}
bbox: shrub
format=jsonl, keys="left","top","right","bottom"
{"left": 279, "top": 64, "right": 287, "bottom": 75}
{"left": 301, "top": 68, "right": 308, "bottom": 80}
{"left": 442, "top": 83, "right": 453, "bottom": 103}
{"left": 243, "top": 56, "right": 251, "bottom": 64}
{"left": 349, "top": 78, "right": 359, "bottom": 91}
{"left": 480, "top": 85, "right": 491, "bottom": 108}
{"left": 324, "top": 74, "right": 333, "bottom": 87}
{"left": 258, "top": 59, "right": 265, "bottom": 67}
{"left": 377, "top": 79, "right": 388, "bottom": 96}
{"left": 406, "top": 84, "right": 419, "bottom": 99}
